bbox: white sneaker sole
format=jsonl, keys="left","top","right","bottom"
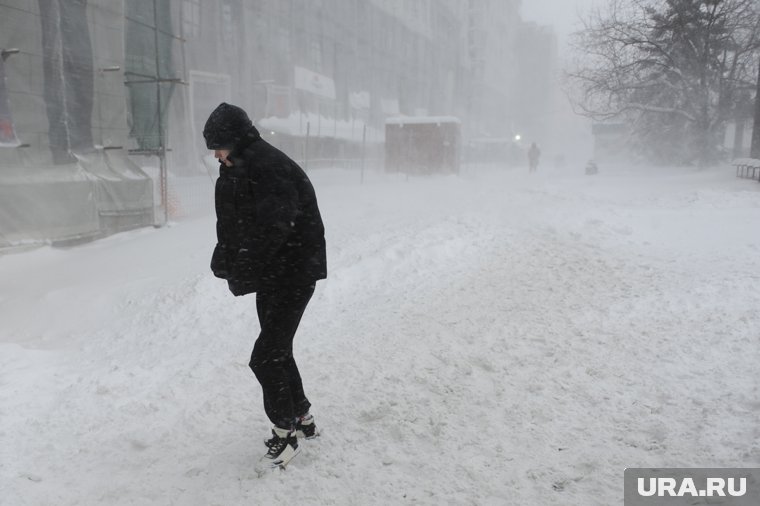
{"left": 262, "top": 444, "right": 301, "bottom": 469}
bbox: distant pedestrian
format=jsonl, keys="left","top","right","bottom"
{"left": 204, "top": 103, "right": 327, "bottom": 469}
{"left": 528, "top": 142, "right": 541, "bottom": 172}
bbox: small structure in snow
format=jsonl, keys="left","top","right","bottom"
{"left": 732, "top": 158, "right": 760, "bottom": 181}
{"left": 385, "top": 116, "right": 461, "bottom": 175}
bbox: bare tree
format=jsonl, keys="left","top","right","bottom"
{"left": 567, "top": 0, "right": 760, "bottom": 165}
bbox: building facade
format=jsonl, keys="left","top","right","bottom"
{"left": 166, "top": 0, "right": 475, "bottom": 171}
{"left": 0, "top": 0, "right": 559, "bottom": 245}
{"left": 466, "top": 0, "right": 521, "bottom": 138}
{"left": 512, "top": 21, "right": 558, "bottom": 145}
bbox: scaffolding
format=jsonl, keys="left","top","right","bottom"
{"left": 124, "top": 0, "right": 186, "bottom": 225}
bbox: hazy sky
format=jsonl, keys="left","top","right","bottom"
{"left": 520, "top": 0, "right": 601, "bottom": 55}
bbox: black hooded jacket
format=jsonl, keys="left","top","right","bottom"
{"left": 205, "top": 103, "right": 327, "bottom": 296}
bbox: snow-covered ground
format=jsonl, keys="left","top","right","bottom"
{"left": 2, "top": 163, "right": 759, "bottom": 505}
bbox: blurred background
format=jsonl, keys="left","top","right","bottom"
{"left": 2, "top": 0, "right": 758, "bottom": 250}
{"left": 0, "top": 0, "right": 584, "bottom": 249}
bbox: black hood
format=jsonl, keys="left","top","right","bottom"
{"left": 203, "top": 102, "right": 260, "bottom": 150}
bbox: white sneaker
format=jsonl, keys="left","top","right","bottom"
{"left": 261, "top": 426, "right": 301, "bottom": 469}
{"left": 295, "top": 413, "right": 320, "bottom": 439}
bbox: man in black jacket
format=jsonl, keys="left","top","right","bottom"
{"left": 204, "top": 103, "right": 326, "bottom": 469}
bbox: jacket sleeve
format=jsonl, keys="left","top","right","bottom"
{"left": 210, "top": 242, "right": 229, "bottom": 279}
{"left": 211, "top": 176, "right": 232, "bottom": 279}
{"left": 232, "top": 167, "right": 299, "bottom": 278}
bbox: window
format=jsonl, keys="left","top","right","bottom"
{"left": 0, "top": 58, "right": 19, "bottom": 146}
{"left": 278, "top": 27, "right": 291, "bottom": 64}
{"left": 182, "top": 0, "right": 200, "bottom": 38}
{"left": 221, "top": 1, "right": 239, "bottom": 47}
{"left": 309, "top": 38, "right": 322, "bottom": 72}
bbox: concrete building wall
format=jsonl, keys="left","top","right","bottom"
{"left": 512, "top": 22, "right": 558, "bottom": 144}
{"left": 466, "top": 0, "right": 521, "bottom": 138}
{"left": 169, "top": 0, "right": 471, "bottom": 168}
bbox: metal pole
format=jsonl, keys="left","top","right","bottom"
{"left": 305, "top": 121, "right": 310, "bottom": 171}
{"left": 317, "top": 104, "right": 321, "bottom": 137}
{"left": 153, "top": 0, "right": 168, "bottom": 224}
{"left": 361, "top": 124, "right": 366, "bottom": 184}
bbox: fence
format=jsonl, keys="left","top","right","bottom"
{"left": 136, "top": 141, "right": 384, "bottom": 222}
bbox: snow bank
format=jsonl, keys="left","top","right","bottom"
{"left": 1, "top": 163, "right": 759, "bottom": 505}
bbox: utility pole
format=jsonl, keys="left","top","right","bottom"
{"left": 751, "top": 60, "right": 760, "bottom": 159}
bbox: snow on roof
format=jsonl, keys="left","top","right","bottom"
{"left": 468, "top": 137, "right": 512, "bottom": 144}
{"left": 257, "top": 112, "right": 384, "bottom": 142}
{"left": 385, "top": 116, "right": 461, "bottom": 125}
{"left": 732, "top": 158, "right": 760, "bottom": 166}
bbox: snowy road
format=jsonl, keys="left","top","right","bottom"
{"left": 2, "top": 164, "right": 759, "bottom": 505}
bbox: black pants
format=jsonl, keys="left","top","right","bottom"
{"left": 250, "top": 283, "right": 315, "bottom": 429}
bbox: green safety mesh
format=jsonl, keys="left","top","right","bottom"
{"left": 124, "top": 0, "right": 175, "bottom": 151}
